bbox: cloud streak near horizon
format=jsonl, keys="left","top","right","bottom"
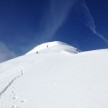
{"left": 0, "top": 42, "right": 16, "bottom": 63}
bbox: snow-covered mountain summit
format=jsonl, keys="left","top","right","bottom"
{"left": 26, "top": 41, "right": 79, "bottom": 54}
{"left": 0, "top": 41, "right": 108, "bottom": 108}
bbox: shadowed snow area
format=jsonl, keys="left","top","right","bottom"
{"left": 0, "top": 41, "right": 108, "bottom": 108}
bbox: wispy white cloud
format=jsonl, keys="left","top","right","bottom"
{"left": 30, "top": 0, "right": 75, "bottom": 45}
{"left": 37, "top": 0, "right": 108, "bottom": 45}
{"left": 25, "top": 0, "right": 76, "bottom": 51}
{"left": 0, "top": 42, "right": 16, "bottom": 63}
{"left": 27, "top": 0, "right": 108, "bottom": 52}
{"left": 75, "top": 0, "right": 108, "bottom": 45}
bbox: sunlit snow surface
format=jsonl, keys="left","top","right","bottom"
{"left": 0, "top": 41, "right": 108, "bottom": 108}
{"left": 26, "top": 41, "right": 79, "bottom": 54}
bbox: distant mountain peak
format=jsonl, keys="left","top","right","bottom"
{"left": 26, "top": 41, "right": 79, "bottom": 54}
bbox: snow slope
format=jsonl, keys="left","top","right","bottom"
{"left": 0, "top": 41, "right": 108, "bottom": 108}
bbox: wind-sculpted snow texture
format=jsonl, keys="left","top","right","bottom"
{"left": 0, "top": 41, "right": 108, "bottom": 108}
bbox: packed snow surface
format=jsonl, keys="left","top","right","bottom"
{"left": 0, "top": 41, "right": 108, "bottom": 108}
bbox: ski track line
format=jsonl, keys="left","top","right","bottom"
{"left": 0, "top": 72, "right": 23, "bottom": 97}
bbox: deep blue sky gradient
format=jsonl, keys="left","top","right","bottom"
{"left": 0, "top": 0, "right": 108, "bottom": 55}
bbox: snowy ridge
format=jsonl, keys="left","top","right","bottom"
{"left": 26, "top": 41, "right": 79, "bottom": 54}
{"left": 0, "top": 41, "right": 108, "bottom": 108}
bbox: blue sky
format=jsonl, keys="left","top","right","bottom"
{"left": 0, "top": 0, "right": 108, "bottom": 62}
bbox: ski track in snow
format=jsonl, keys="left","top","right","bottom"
{"left": 0, "top": 68, "right": 24, "bottom": 98}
